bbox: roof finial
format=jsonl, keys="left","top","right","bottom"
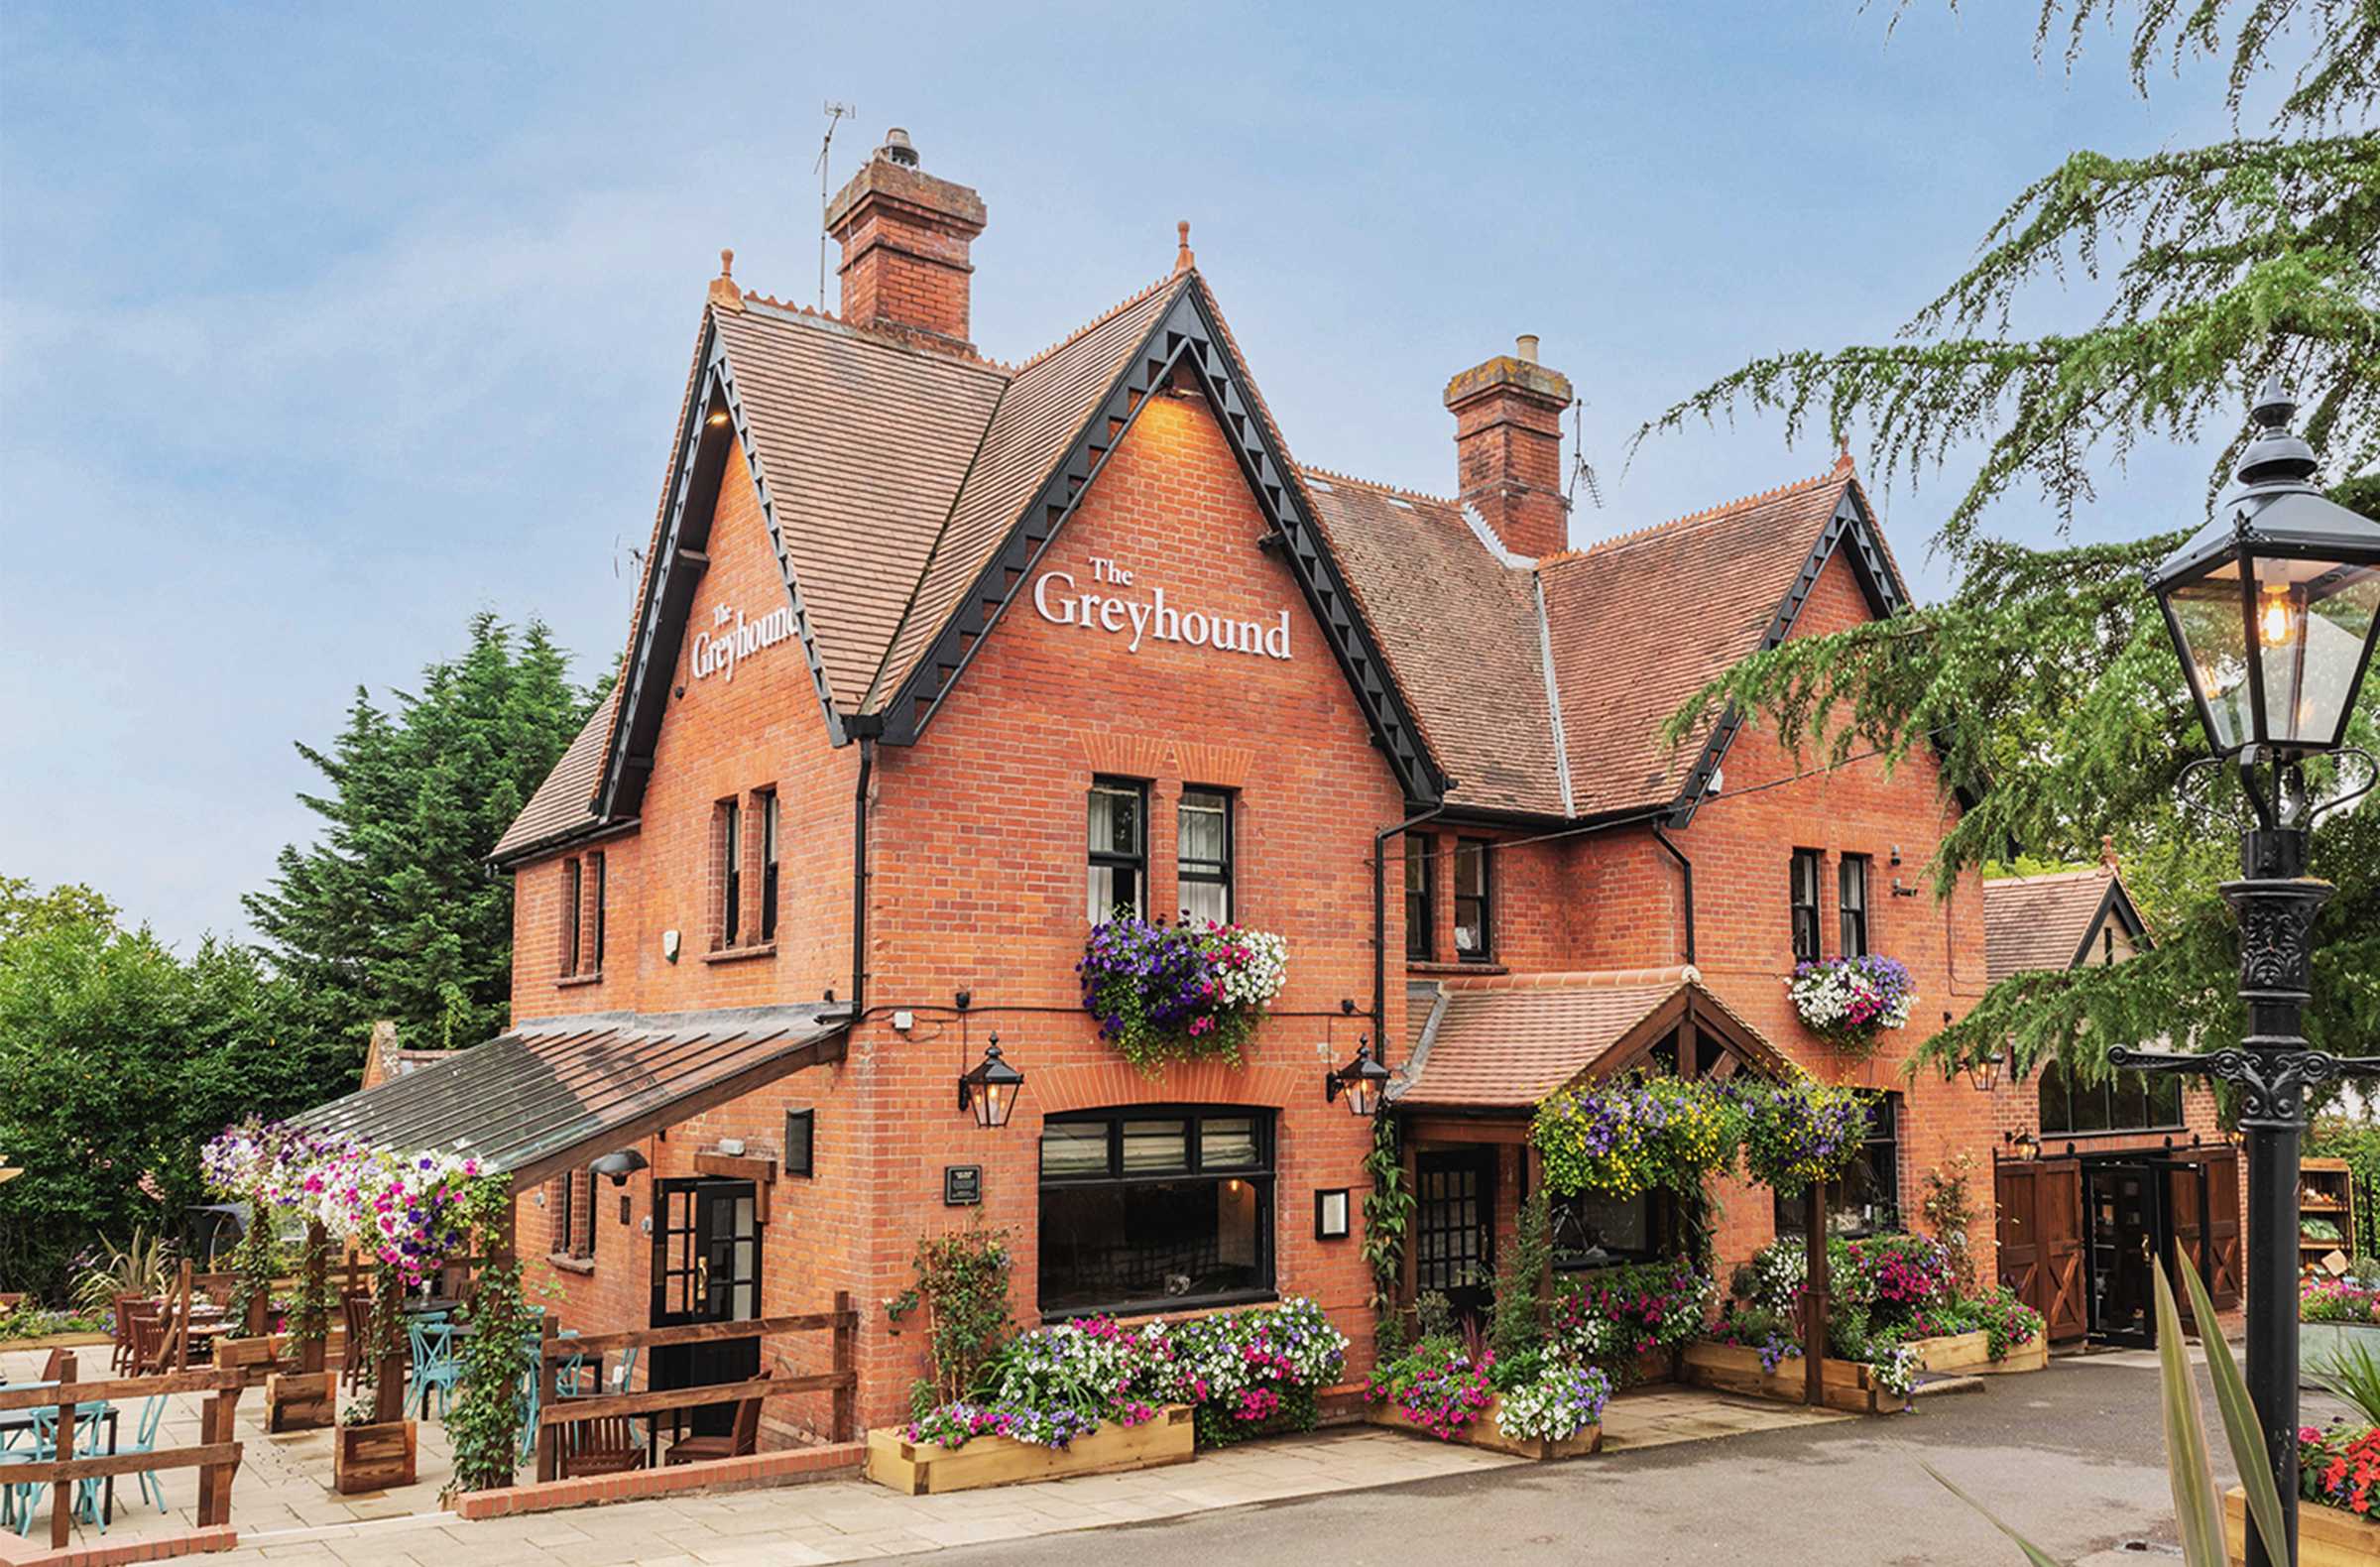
{"left": 1833, "top": 431, "right": 1854, "bottom": 475}
{"left": 2100, "top": 833, "right": 2119, "bottom": 872}
{"left": 709, "top": 246, "right": 744, "bottom": 312}
{"left": 1174, "top": 220, "right": 1195, "bottom": 275}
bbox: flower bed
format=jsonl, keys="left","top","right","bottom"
{"left": 1785, "top": 955, "right": 1914, "bottom": 1055}
{"left": 1078, "top": 916, "right": 1287, "bottom": 1070}
{"left": 1364, "top": 1340, "right": 1609, "bottom": 1461}
{"left": 875, "top": 1298, "right": 1347, "bottom": 1495}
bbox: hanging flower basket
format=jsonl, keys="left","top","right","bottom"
{"left": 1786, "top": 956, "right": 1915, "bottom": 1055}
{"left": 1078, "top": 917, "right": 1287, "bottom": 1071}
{"left": 1738, "top": 1075, "right": 1874, "bottom": 1198}
{"left": 1528, "top": 1075, "right": 1745, "bottom": 1200}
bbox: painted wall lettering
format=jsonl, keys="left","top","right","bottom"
{"left": 689, "top": 601, "right": 796, "bottom": 682}
{"left": 1031, "top": 555, "right": 1291, "bottom": 661}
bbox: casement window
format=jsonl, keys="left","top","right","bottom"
{"left": 1839, "top": 854, "right": 1870, "bottom": 958}
{"left": 1176, "top": 788, "right": 1232, "bottom": 926}
{"left": 718, "top": 797, "right": 743, "bottom": 947}
{"left": 1037, "top": 1108, "right": 1274, "bottom": 1315}
{"left": 1454, "top": 838, "right": 1492, "bottom": 962}
{"left": 759, "top": 790, "right": 780, "bottom": 943}
{"left": 1789, "top": 849, "right": 1824, "bottom": 964}
{"left": 2040, "top": 1059, "right": 2184, "bottom": 1137}
{"left": 561, "top": 858, "right": 582, "bottom": 975}
{"left": 1404, "top": 833, "right": 1435, "bottom": 961}
{"left": 1087, "top": 779, "right": 1147, "bottom": 923}
{"left": 587, "top": 851, "right": 606, "bottom": 973}
{"left": 1774, "top": 1092, "right": 1901, "bottom": 1237}
{"left": 550, "top": 1168, "right": 597, "bottom": 1262}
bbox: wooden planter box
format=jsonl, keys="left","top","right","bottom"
{"left": 1368, "top": 1396, "right": 1602, "bottom": 1460}
{"left": 1907, "top": 1330, "right": 2049, "bottom": 1376}
{"left": 217, "top": 1334, "right": 290, "bottom": 1376}
{"left": 1681, "top": 1340, "right": 1904, "bottom": 1415}
{"left": 332, "top": 1418, "right": 417, "bottom": 1495}
{"left": 866, "top": 1404, "right": 1194, "bottom": 1496}
{"left": 267, "top": 1370, "right": 337, "bottom": 1432}
{"left": 2225, "top": 1486, "right": 2380, "bottom": 1566}
{"left": 0, "top": 1330, "right": 112, "bottom": 1354}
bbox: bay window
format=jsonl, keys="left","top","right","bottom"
{"left": 1037, "top": 1107, "right": 1274, "bottom": 1315}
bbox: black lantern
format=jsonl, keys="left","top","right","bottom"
{"left": 2003, "top": 1130, "right": 2040, "bottom": 1164}
{"left": 1326, "top": 1036, "right": 1391, "bottom": 1118}
{"left": 590, "top": 1147, "right": 650, "bottom": 1186}
{"left": 1964, "top": 1049, "right": 2005, "bottom": 1094}
{"left": 2146, "top": 380, "right": 2380, "bottom": 763}
{"left": 958, "top": 1035, "right": 1024, "bottom": 1130}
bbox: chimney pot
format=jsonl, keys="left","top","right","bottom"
{"left": 824, "top": 128, "right": 987, "bottom": 353}
{"left": 1444, "top": 340, "right": 1574, "bottom": 559}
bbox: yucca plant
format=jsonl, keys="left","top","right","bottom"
{"left": 2311, "top": 1339, "right": 2380, "bottom": 1428}
{"left": 1927, "top": 1253, "right": 2289, "bottom": 1566}
{"left": 69, "top": 1229, "right": 177, "bottom": 1315}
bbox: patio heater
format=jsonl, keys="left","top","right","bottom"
{"left": 2115, "top": 379, "right": 2380, "bottom": 1567}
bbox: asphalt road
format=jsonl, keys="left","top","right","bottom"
{"left": 922, "top": 1353, "right": 2356, "bottom": 1567}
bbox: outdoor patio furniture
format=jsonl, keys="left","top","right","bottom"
{"left": 108, "top": 1294, "right": 144, "bottom": 1375}
{"left": 557, "top": 1414, "right": 645, "bottom": 1478}
{"left": 1, "top": 1404, "right": 115, "bottom": 1536}
{"left": 121, "top": 1395, "right": 167, "bottom": 1512}
{"left": 406, "top": 1316, "right": 460, "bottom": 1420}
{"left": 661, "top": 1371, "right": 768, "bottom": 1466}
{"left": 36, "top": 1351, "right": 65, "bottom": 1384}
{"left": 127, "top": 1312, "right": 172, "bottom": 1377}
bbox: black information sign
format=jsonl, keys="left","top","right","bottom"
{"left": 943, "top": 1165, "right": 983, "bottom": 1207}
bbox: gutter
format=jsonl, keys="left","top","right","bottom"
{"left": 1649, "top": 824, "right": 1697, "bottom": 966}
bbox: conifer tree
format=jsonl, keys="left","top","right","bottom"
{"left": 245, "top": 613, "right": 600, "bottom": 1054}
{"left": 1643, "top": 2, "right": 2380, "bottom": 1087}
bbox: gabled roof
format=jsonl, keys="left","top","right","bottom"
{"left": 490, "top": 687, "right": 618, "bottom": 863}
{"left": 1982, "top": 859, "right": 2150, "bottom": 985}
{"left": 1396, "top": 966, "right": 1791, "bottom": 1111}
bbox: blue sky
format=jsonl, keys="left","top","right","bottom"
{"left": 1, "top": 2, "right": 2249, "bottom": 950}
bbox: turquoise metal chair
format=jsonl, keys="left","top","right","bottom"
{"left": 3, "top": 1408, "right": 108, "bottom": 1537}
{"left": 121, "top": 1396, "right": 168, "bottom": 1512}
{"left": 407, "top": 1316, "right": 461, "bottom": 1421}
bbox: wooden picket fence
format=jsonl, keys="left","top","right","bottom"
{"left": 532, "top": 1296, "right": 857, "bottom": 1484}
{"left": 0, "top": 1354, "right": 244, "bottom": 1551}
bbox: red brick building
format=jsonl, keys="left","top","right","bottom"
{"left": 316, "top": 129, "right": 2231, "bottom": 1445}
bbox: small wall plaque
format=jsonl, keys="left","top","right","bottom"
{"left": 1315, "top": 1187, "right": 1351, "bottom": 1241}
{"left": 943, "top": 1165, "right": 983, "bottom": 1207}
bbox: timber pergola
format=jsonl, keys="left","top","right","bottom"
{"left": 1391, "top": 968, "right": 1839, "bottom": 1408}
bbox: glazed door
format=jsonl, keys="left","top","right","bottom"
{"left": 2083, "top": 1162, "right": 2163, "bottom": 1348}
{"left": 1414, "top": 1149, "right": 1496, "bottom": 1325}
{"left": 650, "top": 1178, "right": 761, "bottom": 1437}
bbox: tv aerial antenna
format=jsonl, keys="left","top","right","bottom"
{"left": 815, "top": 101, "right": 857, "bottom": 310}
{"left": 1566, "top": 397, "right": 1604, "bottom": 510}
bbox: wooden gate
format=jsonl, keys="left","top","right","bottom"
{"left": 1996, "top": 1158, "right": 2087, "bottom": 1343}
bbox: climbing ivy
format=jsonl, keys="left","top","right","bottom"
{"left": 224, "top": 1186, "right": 282, "bottom": 1332}
{"left": 887, "top": 1226, "right": 1014, "bottom": 1411}
{"left": 1361, "top": 1114, "right": 1414, "bottom": 1356}
{"left": 445, "top": 1176, "right": 533, "bottom": 1494}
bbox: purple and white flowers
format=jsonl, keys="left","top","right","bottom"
{"left": 1078, "top": 916, "right": 1288, "bottom": 1070}
{"left": 1494, "top": 1361, "right": 1611, "bottom": 1445}
{"left": 200, "top": 1119, "right": 482, "bottom": 1287}
{"left": 1786, "top": 955, "right": 1915, "bottom": 1053}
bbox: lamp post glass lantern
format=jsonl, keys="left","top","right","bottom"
{"left": 1326, "top": 1036, "right": 1391, "bottom": 1118}
{"left": 2127, "top": 379, "right": 2380, "bottom": 1567}
{"left": 959, "top": 1035, "right": 1024, "bottom": 1130}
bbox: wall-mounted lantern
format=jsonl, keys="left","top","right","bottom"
{"left": 1326, "top": 1037, "right": 1391, "bottom": 1118}
{"left": 959, "top": 1035, "right": 1025, "bottom": 1130}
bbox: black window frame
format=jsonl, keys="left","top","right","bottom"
{"left": 1549, "top": 1187, "right": 1665, "bottom": 1269}
{"left": 553, "top": 1171, "right": 575, "bottom": 1258}
{"left": 759, "top": 788, "right": 780, "bottom": 943}
{"left": 1087, "top": 778, "right": 1148, "bottom": 923}
{"left": 1774, "top": 1091, "right": 1902, "bottom": 1238}
{"left": 1405, "top": 833, "right": 1435, "bottom": 961}
{"left": 783, "top": 1108, "right": 815, "bottom": 1178}
{"left": 1790, "top": 848, "right": 1823, "bottom": 964}
{"left": 719, "top": 797, "right": 743, "bottom": 948}
{"left": 561, "top": 857, "right": 582, "bottom": 976}
{"left": 588, "top": 850, "right": 606, "bottom": 974}
{"left": 2039, "top": 1058, "right": 2186, "bottom": 1137}
{"left": 1035, "top": 1105, "right": 1276, "bottom": 1318}
{"left": 1454, "top": 837, "right": 1492, "bottom": 963}
{"left": 1175, "top": 787, "right": 1233, "bottom": 926}
{"left": 1839, "top": 853, "right": 1870, "bottom": 958}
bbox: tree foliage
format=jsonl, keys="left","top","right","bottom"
{"left": 1645, "top": 4, "right": 2379, "bottom": 552}
{"left": 1645, "top": 3, "right": 2380, "bottom": 1095}
{"left": 244, "top": 613, "right": 601, "bottom": 1052}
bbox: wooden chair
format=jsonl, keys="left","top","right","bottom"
{"left": 339, "top": 1293, "right": 374, "bottom": 1390}
{"left": 109, "top": 1293, "right": 143, "bottom": 1374}
{"left": 663, "top": 1372, "right": 769, "bottom": 1466}
{"left": 558, "top": 1414, "right": 647, "bottom": 1478}
{"left": 37, "top": 1349, "right": 66, "bottom": 1383}
{"left": 127, "top": 1312, "right": 173, "bottom": 1377}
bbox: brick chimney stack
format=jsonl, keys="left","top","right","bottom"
{"left": 824, "top": 128, "right": 988, "bottom": 354}
{"left": 1444, "top": 335, "right": 1574, "bottom": 560}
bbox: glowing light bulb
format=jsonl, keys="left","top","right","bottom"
{"left": 2260, "top": 587, "right": 2296, "bottom": 647}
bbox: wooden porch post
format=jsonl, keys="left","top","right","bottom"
{"left": 174, "top": 1259, "right": 193, "bottom": 1373}
{"left": 535, "top": 1316, "right": 560, "bottom": 1482}
{"left": 831, "top": 1288, "right": 857, "bottom": 1442}
{"left": 301, "top": 1222, "right": 329, "bottom": 1376}
{"left": 1398, "top": 1136, "right": 1420, "bottom": 1311}
{"left": 1524, "top": 1142, "right": 1552, "bottom": 1305}
{"left": 49, "top": 1353, "right": 76, "bottom": 1550}
{"left": 373, "top": 1270, "right": 405, "bottom": 1425}
{"left": 1803, "top": 1176, "right": 1829, "bottom": 1408}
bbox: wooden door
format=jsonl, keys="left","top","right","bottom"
{"left": 1414, "top": 1149, "right": 1496, "bottom": 1325}
{"left": 1998, "top": 1159, "right": 2086, "bottom": 1343}
{"left": 2203, "top": 1153, "right": 2243, "bottom": 1308}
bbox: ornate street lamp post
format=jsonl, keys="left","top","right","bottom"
{"left": 2123, "top": 380, "right": 2380, "bottom": 1567}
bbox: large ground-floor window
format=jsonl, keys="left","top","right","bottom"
{"left": 1038, "top": 1107, "right": 1274, "bottom": 1315}
{"left": 1550, "top": 1188, "right": 1661, "bottom": 1267}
